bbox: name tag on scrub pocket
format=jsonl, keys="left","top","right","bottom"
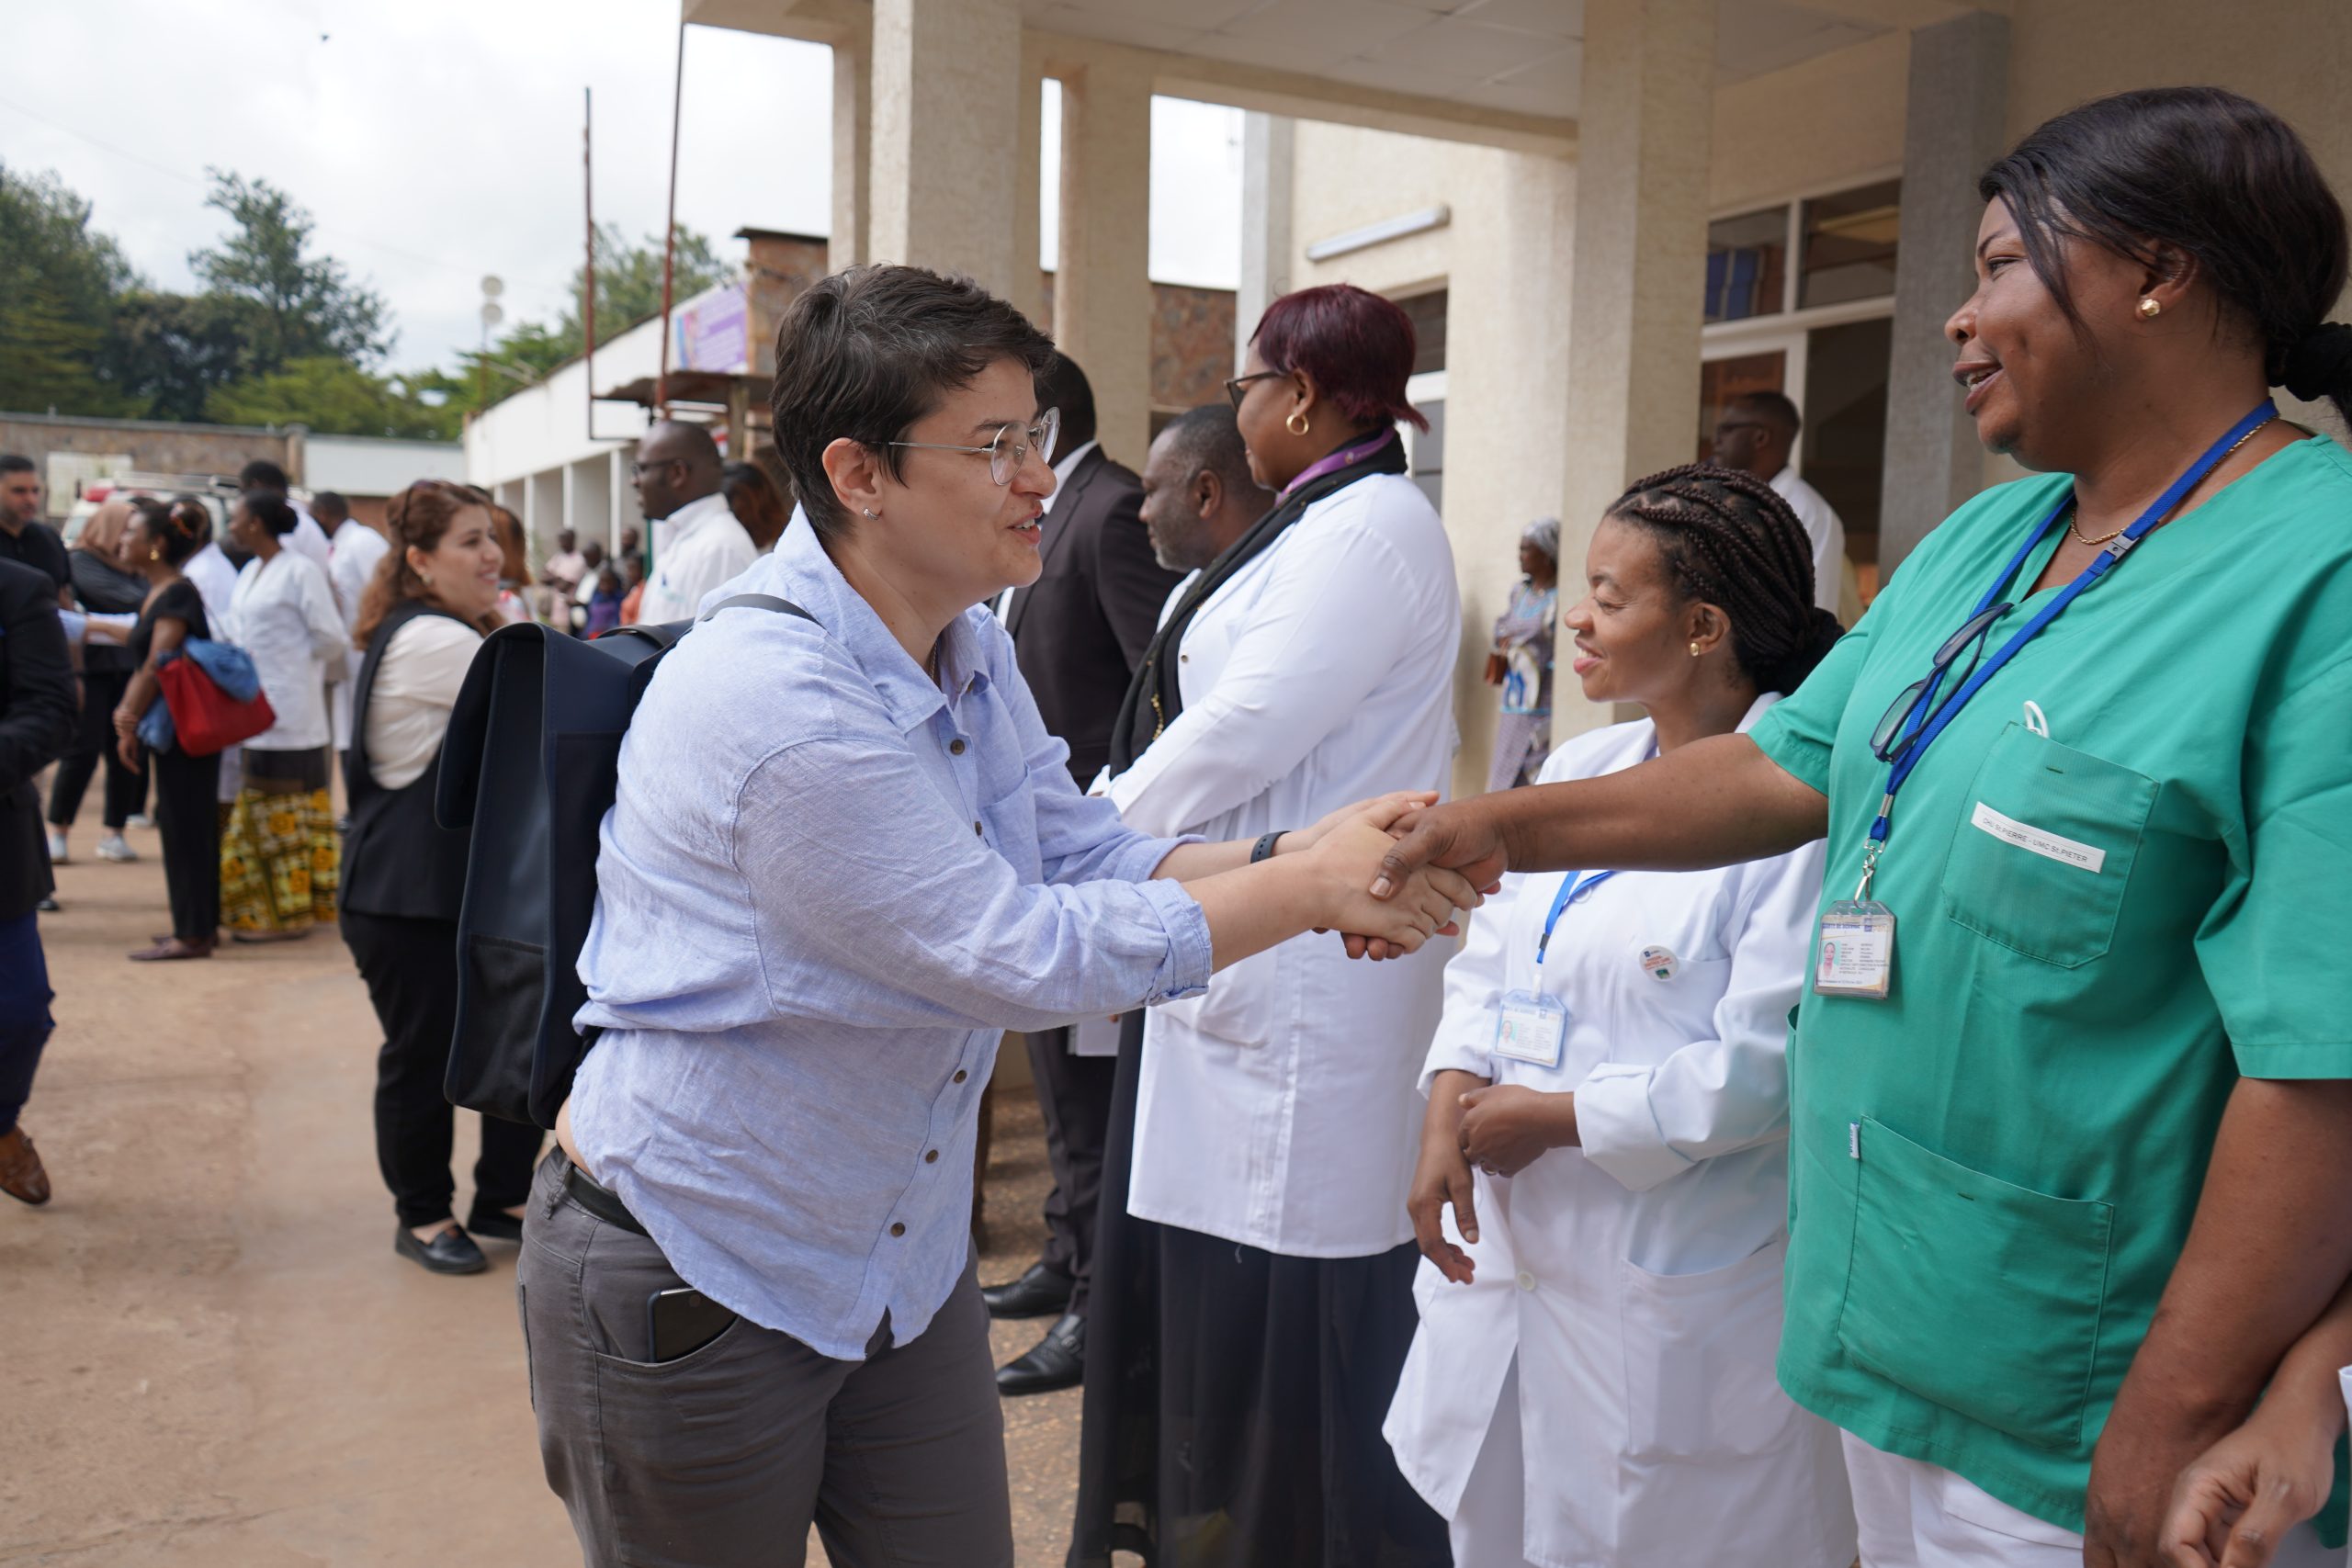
{"left": 1969, "top": 802, "right": 2107, "bottom": 873}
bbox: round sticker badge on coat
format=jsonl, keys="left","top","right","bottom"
{"left": 1638, "top": 945, "right": 1678, "bottom": 981}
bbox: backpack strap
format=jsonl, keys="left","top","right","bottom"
{"left": 700, "top": 593, "right": 816, "bottom": 625}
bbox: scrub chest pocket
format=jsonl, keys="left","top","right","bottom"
{"left": 1939, "top": 724, "right": 2155, "bottom": 969}
{"left": 1836, "top": 1117, "right": 2116, "bottom": 1451}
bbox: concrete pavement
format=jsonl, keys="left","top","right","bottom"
{"left": 2, "top": 817, "right": 1085, "bottom": 1565}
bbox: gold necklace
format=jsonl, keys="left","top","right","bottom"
{"left": 2067, "top": 413, "right": 2278, "bottom": 547}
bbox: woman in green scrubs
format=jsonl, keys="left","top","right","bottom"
{"left": 1372, "top": 85, "right": 2352, "bottom": 1568}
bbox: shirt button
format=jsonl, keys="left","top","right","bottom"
{"left": 890, "top": 1222, "right": 907, "bottom": 1237}
{"left": 953, "top": 1069, "right": 968, "bottom": 1083}
{"left": 924, "top": 1149, "right": 939, "bottom": 1164}
{"left": 974, "top": 821, "right": 984, "bottom": 836}
{"left": 1515, "top": 1270, "right": 1536, "bottom": 1292}
{"left": 1179, "top": 653, "right": 1189, "bottom": 663}
{"left": 950, "top": 739, "right": 967, "bottom": 755}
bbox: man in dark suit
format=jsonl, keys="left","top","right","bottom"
{"left": 0, "top": 554, "right": 82, "bottom": 1205}
{"left": 988, "top": 354, "right": 1185, "bottom": 1394}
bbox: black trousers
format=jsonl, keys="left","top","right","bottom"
{"left": 152, "top": 746, "right": 220, "bottom": 942}
{"left": 47, "top": 668, "right": 147, "bottom": 830}
{"left": 343, "top": 909, "right": 542, "bottom": 1228}
{"left": 1024, "top": 1025, "right": 1117, "bottom": 1317}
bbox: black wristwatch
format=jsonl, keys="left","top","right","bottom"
{"left": 1250, "top": 830, "right": 1289, "bottom": 863}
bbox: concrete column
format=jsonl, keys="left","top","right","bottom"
{"left": 1236, "top": 112, "right": 1295, "bottom": 367}
{"left": 868, "top": 0, "right": 1023, "bottom": 302}
{"left": 1880, "top": 12, "right": 2009, "bottom": 572}
{"left": 1557, "top": 0, "right": 1717, "bottom": 740}
{"left": 608, "top": 448, "right": 633, "bottom": 547}
{"left": 1052, "top": 52, "right": 1154, "bottom": 468}
{"left": 571, "top": 455, "right": 615, "bottom": 551}
{"left": 829, "top": 25, "right": 871, "bottom": 275}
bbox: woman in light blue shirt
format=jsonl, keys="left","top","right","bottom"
{"left": 517, "top": 263, "right": 1477, "bottom": 1568}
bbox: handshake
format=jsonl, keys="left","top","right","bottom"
{"left": 1268, "top": 791, "right": 1502, "bottom": 959}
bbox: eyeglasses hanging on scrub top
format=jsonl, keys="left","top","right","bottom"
{"left": 888, "top": 407, "right": 1062, "bottom": 488}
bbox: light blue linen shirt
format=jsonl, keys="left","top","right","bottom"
{"left": 569, "top": 520, "right": 1212, "bottom": 1359}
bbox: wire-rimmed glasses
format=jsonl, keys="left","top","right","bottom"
{"left": 888, "top": 406, "right": 1061, "bottom": 487}
{"left": 1870, "top": 602, "right": 2014, "bottom": 764}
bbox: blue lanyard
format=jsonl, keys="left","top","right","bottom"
{"left": 1537, "top": 871, "right": 1617, "bottom": 964}
{"left": 1865, "top": 400, "right": 2276, "bottom": 856}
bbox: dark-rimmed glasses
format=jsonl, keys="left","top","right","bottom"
{"left": 888, "top": 406, "right": 1061, "bottom": 486}
{"left": 1224, "top": 371, "right": 1283, "bottom": 410}
{"left": 1870, "top": 602, "right": 2013, "bottom": 763}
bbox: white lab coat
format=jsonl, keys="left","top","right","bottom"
{"left": 327, "top": 519, "right": 390, "bottom": 750}
{"left": 1383, "top": 702, "right": 1855, "bottom": 1568}
{"left": 228, "top": 549, "right": 347, "bottom": 752}
{"left": 1108, "top": 468, "right": 1461, "bottom": 1257}
{"left": 1769, "top": 465, "right": 1849, "bottom": 618}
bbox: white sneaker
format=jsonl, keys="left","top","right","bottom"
{"left": 96, "top": 833, "right": 138, "bottom": 863}
{"left": 45, "top": 830, "right": 67, "bottom": 863}
{"left": 125, "top": 814, "right": 155, "bottom": 829}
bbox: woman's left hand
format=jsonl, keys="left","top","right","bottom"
{"left": 1285, "top": 790, "right": 1442, "bottom": 856}
{"left": 1457, "top": 1084, "right": 1575, "bottom": 1178}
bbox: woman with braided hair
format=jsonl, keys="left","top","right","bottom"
{"left": 1373, "top": 86, "right": 2352, "bottom": 1567}
{"left": 1384, "top": 462, "right": 1852, "bottom": 1568}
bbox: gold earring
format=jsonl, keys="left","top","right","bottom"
{"left": 1285, "top": 411, "right": 1311, "bottom": 437}
{"left": 2137, "top": 297, "right": 2162, "bottom": 320}
{"left": 1690, "top": 641, "right": 1702, "bottom": 657}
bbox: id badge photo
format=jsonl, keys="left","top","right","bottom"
{"left": 1493, "top": 989, "right": 1567, "bottom": 1069}
{"left": 1814, "top": 900, "right": 1894, "bottom": 999}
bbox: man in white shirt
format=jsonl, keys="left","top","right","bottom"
{"left": 1709, "top": 390, "right": 1858, "bottom": 621}
{"left": 321, "top": 491, "right": 390, "bottom": 750}
{"left": 629, "top": 422, "right": 756, "bottom": 625}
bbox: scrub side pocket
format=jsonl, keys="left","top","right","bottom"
{"left": 1939, "top": 723, "right": 2154, "bottom": 969}
{"left": 1835, "top": 1117, "right": 2114, "bottom": 1452}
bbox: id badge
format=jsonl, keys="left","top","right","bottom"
{"left": 1814, "top": 900, "right": 1894, "bottom": 999}
{"left": 1493, "top": 990, "right": 1567, "bottom": 1068}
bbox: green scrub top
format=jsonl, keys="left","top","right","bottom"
{"left": 1752, "top": 434, "right": 2352, "bottom": 1536}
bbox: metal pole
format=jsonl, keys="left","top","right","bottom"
{"left": 655, "top": 7, "right": 685, "bottom": 418}
{"left": 584, "top": 85, "right": 597, "bottom": 443}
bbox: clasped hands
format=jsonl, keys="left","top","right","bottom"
{"left": 1278, "top": 791, "right": 1486, "bottom": 956}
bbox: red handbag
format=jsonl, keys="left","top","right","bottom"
{"left": 158, "top": 656, "right": 276, "bottom": 755}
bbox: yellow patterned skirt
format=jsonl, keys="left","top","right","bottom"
{"left": 220, "top": 747, "right": 338, "bottom": 934}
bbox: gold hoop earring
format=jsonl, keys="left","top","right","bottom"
{"left": 2137, "top": 297, "right": 2162, "bottom": 320}
{"left": 1285, "top": 411, "right": 1311, "bottom": 437}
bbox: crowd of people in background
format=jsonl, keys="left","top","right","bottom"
{"left": 6, "top": 79, "right": 2352, "bottom": 1568}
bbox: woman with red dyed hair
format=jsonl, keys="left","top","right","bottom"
{"left": 1075, "top": 284, "right": 1459, "bottom": 1567}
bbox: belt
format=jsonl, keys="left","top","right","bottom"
{"left": 560, "top": 1157, "right": 648, "bottom": 1237}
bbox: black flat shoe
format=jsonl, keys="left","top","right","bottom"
{"left": 395, "top": 1224, "right": 488, "bottom": 1275}
{"left": 995, "top": 1311, "right": 1085, "bottom": 1396}
{"left": 465, "top": 1208, "right": 526, "bottom": 1242}
{"left": 980, "top": 1261, "right": 1073, "bottom": 1320}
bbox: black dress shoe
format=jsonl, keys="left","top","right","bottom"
{"left": 394, "top": 1224, "right": 489, "bottom": 1275}
{"left": 465, "top": 1207, "right": 526, "bottom": 1242}
{"left": 996, "top": 1311, "right": 1085, "bottom": 1396}
{"left": 980, "top": 1261, "right": 1073, "bottom": 1320}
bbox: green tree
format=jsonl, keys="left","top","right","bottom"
{"left": 100, "top": 290, "right": 256, "bottom": 423}
{"left": 0, "top": 163, "right": 134, "bottom": 414}
{"left": 206, "top": 356, "right": 460, "bottom": 441}
{"left": 189, "top": 169, "right": 390, "bottom": 375}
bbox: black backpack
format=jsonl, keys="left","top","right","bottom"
{"left": 434, "top": 594, "right": 810, "bottom": 1129}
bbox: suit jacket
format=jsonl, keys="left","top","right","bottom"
{"left": 0, "top": 556, "right": 78, "bottom": 921}
{"left": 1004, "top": 446, "right": 1184, "bottom": 784}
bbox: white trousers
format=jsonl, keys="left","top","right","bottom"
{"left": 1844, "top": 1431, "right": 2340, "bottom": 1568}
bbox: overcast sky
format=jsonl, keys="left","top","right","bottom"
{"left": 1, "top": 0, "right": 1242, "bottom": 377}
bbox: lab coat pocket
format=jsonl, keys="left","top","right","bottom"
{"left": 1939, "top": 724, "right": 2154, "bottom": 968}
{"left": 1836, "top": 1117, "right": 2113, "bottom": 1451}
{"left": 1620, "top": 1234, "right": 1803, "bottom": 1460}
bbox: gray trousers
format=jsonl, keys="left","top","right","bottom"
{"left": 517, "top": 1151, "right": 1013, "bottom": 1567}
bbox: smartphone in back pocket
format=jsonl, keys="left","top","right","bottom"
{"left": 647, "top": 1286, "right": 737, "bottom": 1363}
